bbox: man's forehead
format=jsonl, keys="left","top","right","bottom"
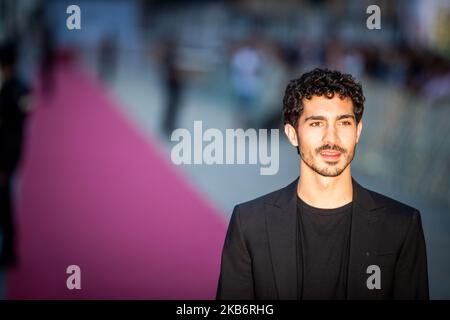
{"left": 301, "top": 95, "right": 354, "bottom": 116}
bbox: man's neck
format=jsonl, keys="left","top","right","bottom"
{"left": 297, "top": 165, "right": 353, "bottom": 209}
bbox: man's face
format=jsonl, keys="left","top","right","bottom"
{"left": 284, "top": 95, "right": 363, "bottom": 177}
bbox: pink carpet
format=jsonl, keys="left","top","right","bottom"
{"left": 6, "top": 59, "right": 227, "bottom": 299}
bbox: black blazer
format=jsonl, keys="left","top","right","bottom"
{"left": 216, "top": 177, "right": 429, "bottom": 300}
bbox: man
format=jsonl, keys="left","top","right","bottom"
{"left": 0, "top": 41, "right": 30, "bottom": 266}
{"left": 216, "top": 68, "right": 429, "bottom": 300}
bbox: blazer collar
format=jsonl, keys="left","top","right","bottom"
{"left": 270, "top": 176, "right": 379, "bottom": 212}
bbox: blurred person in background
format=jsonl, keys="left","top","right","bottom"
{"left": 230, "top": 39, "right": 263, "bottom": 129}
{"left": 160, "top": 36, "right": 183, "bottom": 137}
{"left": 31, "top": 1, "right": 55, "bottom": 98}
{"left": 98, "top": 32, "right": 118, "bottom": 84}
{"left": 0, "top": 40, "right": 30, "bottom": 267}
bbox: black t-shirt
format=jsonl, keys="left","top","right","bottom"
{"left": 297, "top": 197, "right": 353, "bottom": 300}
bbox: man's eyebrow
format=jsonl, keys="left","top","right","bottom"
{"left": 336, "top": 114, "right": 356, "bottom": 121}
{"left": 304, "top": 114, "right": 355, "bottom": 122}
{"left": 304, "top": 115, "right": 326, "bottom": 122}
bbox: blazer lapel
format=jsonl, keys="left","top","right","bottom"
{"left": 347, "top": 179, "right": 384, "bottom": 299}
{"left": 265, "top": 178, "right": 299, "bottom": 300}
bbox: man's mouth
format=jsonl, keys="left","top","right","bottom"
{"left": 319, "top": 150, "right": 342, "bottom": 161}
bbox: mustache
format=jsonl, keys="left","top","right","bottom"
{"left": 316, "top": 144, "right": 347, "bottom": 154}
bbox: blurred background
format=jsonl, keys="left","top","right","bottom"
{"left": 0, "top": 0, "right": 449, "bottom": 299}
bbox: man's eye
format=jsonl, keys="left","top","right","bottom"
{"left": 339, "top": 121, "right": 352, "bottom": 126}
{"left": 310, "top": 122, "right": 323, "bottom": 127}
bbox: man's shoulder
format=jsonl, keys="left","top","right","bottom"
{"left": 363, "top": 187, "right": 421, "bottom": 220}
{"left": 236, "top": 188, "right": 281, "bottom": 210}
{"left": 232, "top": 180, "right": 295, "bottom": 220}
{"left": 363, "top": 188, "right": 425, "bottom": 249}
{"left": 239, "top": 178, "right": 296, "bottom": 206}
{"left": 232, "top": 179, "right": 422, "bottom": 223}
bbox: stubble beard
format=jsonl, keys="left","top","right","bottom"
{"left": 299, "top": 144, "right": 356, "bottom": 177}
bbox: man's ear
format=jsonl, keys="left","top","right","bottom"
{"left": 356, "top": 120, "right": 363, "bottom": 143}
{"left": 284, "top": 123, "right": 299, "bottom": 147}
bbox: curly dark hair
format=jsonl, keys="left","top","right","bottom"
{"left": 283, "top": 68, "right": 365, "bottom": 127}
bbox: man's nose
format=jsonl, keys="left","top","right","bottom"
{"left": 323, "top": 125, "right": 339, "bottom": 145}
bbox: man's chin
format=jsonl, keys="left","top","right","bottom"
{"left": 323, "top": 160, "right": 339, "bottom": 166}
{"left": 318, "top": 158, "right": 341, "bottom": 169}
{"left": 315, "top": 163, "right": 346, "bottom": 177}
{"left": 316, "top": 170, "right": 343, "bottom": 177}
